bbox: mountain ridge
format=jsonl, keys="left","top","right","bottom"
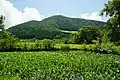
{"left": 8, "top": 15, "right": 106, "bottom": 39}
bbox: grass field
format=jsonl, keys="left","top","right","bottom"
{"left": 0, "top": 51, "right": 120, "bottom": 80}
{"left": 59, "top": 30, "right": 77, "bottom": 34}
{"left": 55, "top": 44, "right": 96, "bottom": 50}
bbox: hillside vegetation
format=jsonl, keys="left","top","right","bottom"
{"left": 8, "top": 15, "right": 105, "bottom": 39}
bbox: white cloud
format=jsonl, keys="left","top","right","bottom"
{"left": 80, "top": 12, "right": 106, "bottom": 22}
{"left": 0, "top": 0, "right": 44, "bottom": 28}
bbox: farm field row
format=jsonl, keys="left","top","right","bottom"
{"left": 0, "top": 51, "right": 120, "bottom": 80}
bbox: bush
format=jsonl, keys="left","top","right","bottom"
{"left": 73, "top": 26, "right": 102, "bottom": 44}
{"left": 61, "top": 45, "right": 70, "bottom": 50}
{"left": 94, "top": 42, "right": 118, "bottom": 54}
{"left": 41, "top": 39, "right": 55, "bottom": 50}
{"left": 11, "top": 39, "right": 55, "bottom": 51}
{"left": 0, "top": 30, "right": 18, "bottom": 51}
{"left": 35, "top": 40, "right": 41, "bottom": 49}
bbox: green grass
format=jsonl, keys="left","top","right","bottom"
{"left": 15, "top": 40, "right": 120, "bottom": 55}
{"left": 60, "top": 30, "right": 77, "bottom": 34}
{"left": 0, "top": 76, "right": 20, "bottom": 80}
{"left": 55, "top": 44, "right": 96, "bottom": 50}
{"left": 0, "top": 51, "right": 120, "bottom": 80}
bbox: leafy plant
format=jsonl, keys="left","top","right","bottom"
{"left": 41, "top": 39, "right": 55, "bottom": 50}
{"left": 0, "top": 51, "right": 119, "bottom": 80}
{"left": 61, "top": 45, "right": 70, "bottom": 50}
{"left": 0, "top": 30, "right": 18, "bottom": 51}
{"left": 73, "top": 26, "right": 102, "bottom": 44}
{"left": 101, "top": 0, "right": 120, "bottom": 42}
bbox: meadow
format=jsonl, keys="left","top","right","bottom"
{"left": 12, "top": 39, "right": 120, "bottom": 55}
{"left": 0, "top": 51, "right": 120, "bottom": 80}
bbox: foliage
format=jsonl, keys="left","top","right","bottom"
{"left": 15, "top": 39, "right": 55, "bottom": 51}
{"left": 1, "top": 37, "right": 119, "bottom": 55}
{"left": 93, "top": 41, "right": 116, "bottom": 54}
{"left": 0, "top": 30, "right": 18, "bottom": 51}
{"left": 0, "top": 15, "right": 5, "bottom": 31}
{"left": 8, "top": 15, "right": 105, "bottom": 39}
{"left": 61, "top": 45, "right": 70, "bottom": 50}
{"left": 101, "top": 0, "right": 120, "bottom": 42}
{"left": 73, "top": 26, "right": 102, "bottom": 44}
{"left": 41, "top": 39, "right": 55, "bottom": 50}
{"left": 0, "top": 76, "right": 20, "bottom": 80}
{"left": 101, "top": 29, "right": 110, "bottom": 43}
{"left": 0, "top": 51, "right": 119, "bottom": 80}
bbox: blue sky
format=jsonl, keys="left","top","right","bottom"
{"left": 0, "top": 0, "right": 109, "bottom": 28}
{"left": 10, "top": 0, "right": 108, "bottom": 17}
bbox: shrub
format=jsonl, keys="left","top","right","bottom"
{"left": 61, "top": 45, "right": 70, "bottom": 50}
{"left": 94, "top": 42, "right": 118, "bottom": 54}
{"left": 41, "top": 39, "right": 55, "bottom": 50}
{"left": 0, "top": 30, "right": 18, "bottom": 51}
{"left": 35, "top": 41, "right": 41, "bottom": 49}
{"left": 73, "top": 26, "right": 102, "bottom": 44}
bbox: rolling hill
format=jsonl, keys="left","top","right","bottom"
{"left": 8, "top": 15, "right": 106, "bottom": 39}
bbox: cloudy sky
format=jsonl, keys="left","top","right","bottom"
{"left": 0, "top": 0, "right": 109, "bottom": 28}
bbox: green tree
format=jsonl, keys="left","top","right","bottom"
{"left": 72, "top": 32, "right": 80, "bottom": 44}
{"left": 0, "top": 15, "right": 5, "bottom": 32}
{"left": 0, "top": 16, "right": 18, "bottom": 51}
{"left": 101, "top": 0, "right": 120, "bottom": 42}
{"left": 0, "top": 30, "right": 18, "bottom": 51}
{"left": 74, "top": 26, "right": 102, "bottom": 44}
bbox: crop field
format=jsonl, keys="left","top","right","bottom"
{"left": 0, "top": 51, "right": 120, "bottom": 80}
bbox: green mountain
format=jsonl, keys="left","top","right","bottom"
{"left": 8, "top": 15, "right": 106, "bottom": 39}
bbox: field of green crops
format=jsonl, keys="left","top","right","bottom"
{"left": 0, "top": 51, "right": 120, "bottom": 80}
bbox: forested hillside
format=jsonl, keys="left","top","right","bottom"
{"left": 8, "top": 15, "right": 105, "bottom": 39}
